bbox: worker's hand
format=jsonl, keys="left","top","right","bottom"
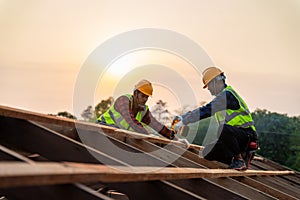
{"left": 173, "top": 115, "right": 183, "bottom": 122}
{"left": 174, "top": 120, "right": 183, "bottom": 134}
{"left": 177, "top": 138, "right": 190, "bottom": 149}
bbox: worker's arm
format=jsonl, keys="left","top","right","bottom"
{"left": 114, "top": 96, "right": 149, "bottom": 134}
{"left": 182, "top": 90, "right": 239, "bottom": 125}
{"left": 142, "top": 111, "right": 175, "bottom": 140}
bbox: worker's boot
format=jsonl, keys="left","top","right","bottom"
{"left": 228, "top": 157, "right": 247, "bottom": 171}
{"left": 243, "top": 151, "right": 255, "bottom": 169}
{"left": 243, "top": 141, "right": 259, "bottom": 169}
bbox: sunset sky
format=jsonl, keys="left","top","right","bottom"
{"left": 1, "top": 0, "right": 299, "bottom": 118}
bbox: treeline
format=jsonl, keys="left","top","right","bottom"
{"left": 252, "top": 109, "right": 300, "bottom": 171}
{"left": 188, "top": 109, "right": 300, "bottom": 171}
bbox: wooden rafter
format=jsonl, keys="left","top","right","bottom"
{"left": 0, "top": 162, "right": 294, "bottom": 188}
{"left": 0, "top": 105, "right": 201, "bottom": 152}
{"left": 1, "top": 104, "right": 300, "bottom": 200}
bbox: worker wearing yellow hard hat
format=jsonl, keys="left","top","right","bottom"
{"left": 134, "top": 79, "right": 153, "bottom": 96}
{"left": 202, "top": 67, "right": 223, "bottom": 88}
{"left": 97, "top": 79, "right": 177, "bottom": 140}
{"left": 175, "top": 67, "right": 258, "bottom": 170}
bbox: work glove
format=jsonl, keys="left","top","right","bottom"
{"left": 173, "top": 115, "right": 183, "bottom": 122}
{"left": 177, "top": 138, "right": 190, "bottom": 149}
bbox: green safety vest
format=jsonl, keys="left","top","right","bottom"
{"left": 98, "top": 94, "right": 149, "bottom": 131}
{"left": 215, "top": 86, "right": 256, "bottom": 131}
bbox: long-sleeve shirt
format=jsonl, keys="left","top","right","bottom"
{"left": 113, "top": 95, "right": 174, "bottom": 139}
{"left": 182, "top": 85, "right": 240, "bottom": 125}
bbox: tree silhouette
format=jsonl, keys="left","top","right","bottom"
{"left": 56, "top": 111, "right": 77, "bottom": 119}
{"left": 94, "top": 97, "right": 114, "bottom": 118}
{"left": 252, "top": 109, "right": 300, "bottom": 170}
{"left": 81, "top": 105, "right": 94, "bottom": 121}
{"left": 151, "top": 100, "right": 170, "bottom": 123}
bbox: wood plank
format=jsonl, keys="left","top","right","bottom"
{"left": 74, "top": 128, "right": 173, "bottom": 167}
{"left": 164, "top": 144, "right": 299, "bottom": 200}
{"left": 113, "top": 129, "right": 201, "bottom": 153}
{"left": 0, "top": 117, "right": 216, "bottom": 199}
{"left": 253, "top": 176, "right": 300, "bottom": 198}
{"left": 0, "top": 117, "right": 127, "bottom": 166}
{"left": 124, "top": 139, "right": 278, "bottom": 199}
{"left": 0, "top": 162, "right": 294, "bottom": 188}
{"left": 0, "top": 183, "right": 115, "bottom": 200}
{"left": 2, "top": 105, "right": 298, "bottom": 199}
{"left": 0, "top": 145, "right": 35, "bottom": 164}
{"left": 251, "top": 156, "right": 300, "bottom": 184}
{"left": 208, "top": 178, "right": 276, "bottom": 200}
{"left": 166, "top": 179, "right": 248, "bottom": 200}
{"left": 36, "top": 116, "right": 297, "bottom": 200}
{"left": 0, "top": 105, "right": 200, "bottom": 152}
{"left": 0, "top": 137, "right": 116, "bottom": 200}
{"left": 234, "top": 176, "right": 299, "bottom": 200}
{"left": 125, "top": 137, "right": 201, "bottom": 168}
{"left": 105, "top": 181, "right": 204, "bottom": 200}
{"left": 246, "top": 158, "right": 300, "bottom": 196}
{"left": 33, "top": 114, "right": 295, "bottom": 200}
{"left": 34, "top": 119, "right": 172, "bottom": 168}
{"left": 0, "top": 105, "right": 77, "bottom": 127}
{"left": 175, "top": 146, "right": 299, "bottom": 199}
{"left": 0, "top": 115, "right": 202, "bottom": 199}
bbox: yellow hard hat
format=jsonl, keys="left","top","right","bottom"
{"left": 134, "top": 79, "right": 153, "bottom": 96}
{"left": 202, "top": 67, "right": 223, "bottom": 88}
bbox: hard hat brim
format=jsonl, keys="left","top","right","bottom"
{"left": 138, "top": 89, "right": 152, "bottom": 97}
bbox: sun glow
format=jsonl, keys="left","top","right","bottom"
{"left": 94, "top": 49, "right": 204, "bottom": 115}
{"left": 106, "top": 54, "right": 137, "bottom": 77}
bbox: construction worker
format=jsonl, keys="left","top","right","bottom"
{"left": 174, "top": 67, "right": 258, "bottom": 170}
{"left": 97, "top": 79, "right": 177, "bottom": 140}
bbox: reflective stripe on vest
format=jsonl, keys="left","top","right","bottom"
{"left": 98, "top": 94, "right": 148, "bottom": 131}
{"left": 215, "top": 86, "right": 256, "bottom": 131}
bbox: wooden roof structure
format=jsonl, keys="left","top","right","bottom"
{"left": 0, "top": 105, "right": 300, "bottom": 200}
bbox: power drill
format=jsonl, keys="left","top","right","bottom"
{"left": 171, "top": 116, "right": 189, "bottom": 137}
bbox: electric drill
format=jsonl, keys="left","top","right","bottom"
{"left": 171, "top": 116, "right": 189, "bottom": 137}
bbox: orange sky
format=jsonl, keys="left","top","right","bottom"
{"left": 0, "top": 0, "right": 299, "bottom": 118}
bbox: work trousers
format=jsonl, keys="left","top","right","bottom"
{"left": 202, "top": 124, "right": 257, "bottom": 165}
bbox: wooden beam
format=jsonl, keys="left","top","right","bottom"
{"left": 253, "top": 176, "right": 300, "bottom": 198}
{"left": 105, "top": 181, "right": 204, "bottom": 200}
{"left": 0, "top": 144, "right": 35, "bottom": 164}
{"left": 166, "top": 143, "right": 299, "bottom": 199}
{"left": 0, "top": 105, "right": 200, "bottom": 152}
{"left": 0, "top": 117, "right": 127, "bottom": 166}
{"left": 0, "top": 162, "right": 294, "bottom": 188}
{"left": 125, "top": 137, "right": 201, "bottom": 168}
{"left": 166, "top": 179, "right": 248, "bottom": 200}
{"left": 0, "top": 105, "right": 77, "bottom": 128}
{"left": 2, "top": 105, "right": 299, "bottom": 199}
{"left": 113, "top": 129, "right": 201, "bottom": 153}
{"left": 0, "top": 112, "right": 208, "bottom": 199}
{"left": 234, "top": 176, "right": 299, "bottom": 200}
{"left": 75, "top": 128, "right": 173, "bottom": 167}
{"left": 0, "top": 116, "right": 214, "bottom": 199}
{"left": 122, "top": 138, "right": 278, "bottom": 199}
{"left": 243, "top": 158, "right": 300, "bottom": 197}
{"left": 118, "top": 134, "right": 273, "bottom": 199}
{"left": 0, "top": 184, "right": 115, "bottom": 200}
{"left": 0, "top": 138, "right": 117, "bottom": 200}
{"left": 33, "top": 116, "right": 300, "bottom": 200}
